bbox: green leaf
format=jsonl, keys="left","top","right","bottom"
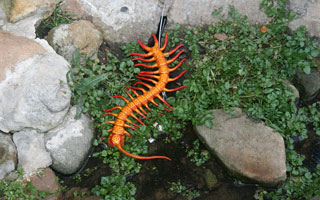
{"left": 311, "top": 49, "right": 319, "bottom": 57}
{"left": 303, "top": 65, "right": 311, "bottom": 74}
{"left": 204, "top": 120, "right": 213, "bottom": 129}
{"left": 93, "top": 139, "right": 99, "bottom": 146}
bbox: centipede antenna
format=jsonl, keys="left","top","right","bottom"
{"left": 157, "top": 0, "right": 168, "bottom": 100}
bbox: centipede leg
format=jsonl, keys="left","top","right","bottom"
{"left": 137, "top": 73, "right": 160, "bottom": 80}
{"left": 129, "top": 52, "right": 153, "bottom": 57}
{"left": 132, "top": 57, "right": 155, "bottom": 62}
{"left": 138, "top": 70, "right": 160, "bottom": 75}
{"left": 168, "top": 70, "right": 188, "bottom": 82}
{"left": 169, "top": 58, "right": 186, "bottom": 72}
{"left": 103, "top": 106, "right": 122, "bottom": 112}
{"left": 136, "top": 76, "right": 158, "bottom": 85}
{"left": 134, "top": 63, "right": 157, "bottom": 69}
{"left": 164, "top": 85, "right": 187, "bottom": 92}
{"left": 137, "top": 40, "right": 151, "bottom": 51}
{"left": 113, "top": 95, "right": 129, "bottom": 103}
{"left": 156, "top": 94, "right": 173, "bottom": 111}
{"left": 167, "top": 50, "right": 185, "bottom": 64}
{"left": 164, "top": 44, "right": 184, "bottom": 56}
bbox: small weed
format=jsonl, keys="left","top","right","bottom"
{"left": 0, "top": 168, "right": 49, "bottom": 200}
{"left": 169, "top": 180, "right": 200, "bottom": 200}
{"left": 35, "top": 0, "right": 77, "bottom": 38}
{"left": 187, "top": 139, "right": 210, "bottom": 167}
{"left": 72, "top": 174, "right": 82, "bottom": 183}
{"left": 91, "top": 174, "right": 136, "bottom": 200}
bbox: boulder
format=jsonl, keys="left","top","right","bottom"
{"left": 13, "top": 129, "right": 52, "bottom": 176}
{"left": 0, "top": 31, "right": 71, "bottom": 133}
{"left": 46, "top": 20, "right": 103, "bottom": 63}
{"left": 45, "top": 107, "right": 94, "bottom": 174}
{"left": 195, "top": 108, "right": 287, "bottom": 187}
{"left": 0, "top": 132, "right": 17, "bottom": 180}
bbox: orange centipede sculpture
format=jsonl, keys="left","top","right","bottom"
{"left": 101, "top": 33, "right": 187, "bottom": 160}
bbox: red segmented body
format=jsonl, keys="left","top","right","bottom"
{"left": 102, "top": 33, "right": 187, "bottom": 160}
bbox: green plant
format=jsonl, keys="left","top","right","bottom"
{"left": 169, "top": 180, "right": 200, "bottom": 200}
{"left": 187, "top": 139, "right": 210, "bottom": 167}
{"left": 35, "top": 0, "right": 77, "bottom": 38}
{"left": 67, "top": 0, "right": 320, "bottom": 199}
{"left": 91, "top": 174, "right": 136, "bottom": 200}
{"left": 72, "top": 173, "right": 82, "bottom": 183}
{"left": 0, "top": 168, "right": 49, "bottom": 200}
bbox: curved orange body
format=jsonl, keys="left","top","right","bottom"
{"left": 102, "top": 33, "right": 187, "bottom": 160}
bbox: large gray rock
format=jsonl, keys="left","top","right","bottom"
{"left": 288, "top": 0, "right": 320, "bottom": 37}
{"left": 75, "top": 0, "right": 268, "bottom": 44}
{"left": 294, "top": 68, "right": 320, "bottom": 101}
{"left": 78, "top": 0, "right": 160, "bottom": 43}
{"left": 13, "top": 129, "right": 52, "bottom": 176}
{"left": 0, "top": 132, "right": 17, "bottom": 180}
{"left": 45, "top": 107, "right": 94, "bottom": 174}
{"left": 0, "top": 31, "right": 71, "bottom": 133}
{"left": 195, "top": 108, "right": 287, "bottom": 187}
{"left": 46, "top": 20, "right": 103, "bottom": 63}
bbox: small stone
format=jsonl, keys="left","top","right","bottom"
{"left": 28, "top": 168, "right": 62, "bottom": 200}
{"left": 214, "top": 33, "right": 228, "bottom": 41}
{"left": 204, "top": 169, "right": 218, "bottom": 190}
{"left": 46, "top": 20, "right": 103, "bottom": 63}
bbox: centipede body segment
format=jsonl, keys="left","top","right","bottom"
{"left": 102, "top": 33, "right": 187, "bottom": 160}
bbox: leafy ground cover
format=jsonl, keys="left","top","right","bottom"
{"left": 32, "top": 0, "right": 320, "bottom": 199}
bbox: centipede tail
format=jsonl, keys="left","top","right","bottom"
{"left": 102, "top": 32, "right": 187, "bottom": 160}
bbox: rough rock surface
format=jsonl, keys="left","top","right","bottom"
{"left": 0, "top": 31, "right": 71, "bottom": 133}
{"left": 0, "top": 31, "right": 46, "bottom": 82}
{"left": 8, "top": 0, "right": 55, "bottom": 23}
{"left": 168, "top": 0, "right": 268, "bottom": 27}
{"left": 62, "top": 0, "right": 85, "bottom": 19}
{"left": 288, "top": 0, "right": 320, "bottom": 37}
{"left": 28, "top": 168, "right": 62, "bottom": 200}
{"left": 0, "top": 6, "right": 6, "bottom": 28}
{"left": 46, "top": 20, "right": 103, "bottom": 63}
{"left": 0, "top": 133, "right": 17, "bottom": 180}
{"left": 75, "top": 0, "right": 269, "bottom": 44}
{"left": 13, "top": 129, "right": 52, "bottom": 176}
{"left": 45, "top": 107, "right": 94, "bottom": 174}
{"left": 78, "top": 0, "right": 160, "bottom": 43}
{"left": 195, "top": 108, "right": 287, "bottom": 187}
{"left": 2, "top": 0, "right": 55, "bottom": 39}
{"left": 294, "top": 68, "right": 320, "bottom": 100}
